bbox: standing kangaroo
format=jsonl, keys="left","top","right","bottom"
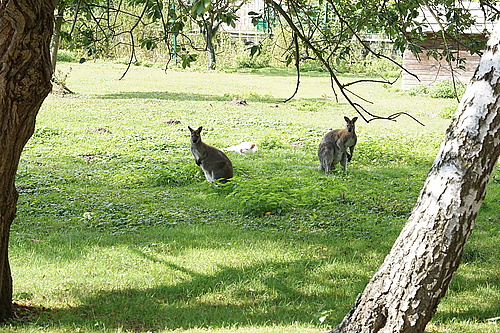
{"left": 188, "top": 126, "right": 234, "bottom": 183}
{"left": 318, "top": 116, "right": 358, "bottom": 173}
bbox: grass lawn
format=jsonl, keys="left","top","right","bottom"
{"left": 3, "top": 62, "right": 499, "bottom": 333}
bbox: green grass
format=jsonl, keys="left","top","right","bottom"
{"left": 4, "top": 62, "right": 499, "bottom": 333}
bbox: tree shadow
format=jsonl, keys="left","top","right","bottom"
{"left": 96, "top": 91, "right": 279, "bottom": 104}
{"left": 11, "top": 222, "right": 387, "bottom": 330}
{"left": 38, "top": 256, "right": 365, "bottom": 331}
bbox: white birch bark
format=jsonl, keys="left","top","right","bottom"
{"left": 331, "top": 22, "right": 500, "bottom": 333}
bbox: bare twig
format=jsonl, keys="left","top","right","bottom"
{"left": 343, "top": 77, "right": 399, "bottom": 88}
{"left": 265, "top": 0, "right": 424, "bottom": 125}
{"left": 118, "top": 2, "right": 150, "bottom": 80}
{"left": 282, "top": 32, "right": 301, "bottom": 103}
{"left": 327, "top": 0, "right": 419, "bottom": 82}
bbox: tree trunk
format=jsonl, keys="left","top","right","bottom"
{"left": 0, "top": 0, "right": 56, "bottom": 322}
{"left": 203, "top": 25, "right": 217, "bottom": 70}
{"left": 50, "top": 2, "right": 66, "bottom": 72}
{"left": 331, "top": 22, "right": 500, "bottom": 333}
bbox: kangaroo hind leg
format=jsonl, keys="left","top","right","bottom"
{"left": 318, "top": 145, "right": 334, "bottom": 174}
{"left": 340, "top": 153, "right": 348, "bottom": 171}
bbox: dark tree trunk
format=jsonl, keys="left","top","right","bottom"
{"left": 331, "top": 22, "right": 500, "bottom": 333}
{"left": 203, "top": 24, "right": 217, "bottom": 70}
{"left": 0, "top": 0, "right": 56, "bottom": 322}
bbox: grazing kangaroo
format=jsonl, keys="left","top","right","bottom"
{"left": 188, "top": 126, "right": 234, "bottom": 183}
{"left": 318, "top": 116, "right": 358, "bottom": 173}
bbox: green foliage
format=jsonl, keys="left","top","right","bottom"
{"left": 56, "top": 50, "right": 78, "bottom": 62}
{"left": 227, "top": 177, "right": 314, "bottom": 216}
{"left": 190, "top": 0, "right": 212, "bottom": 16}
{"left": 33, "top": 127, "right": 62, "bottom": 138}
{"left": 408, "top": 81, "right": 466, "bottom": 99}
{"left": 149, "top": 162, "right": 200, "bottom": 186}
{"left": 56, "top": 0, "right": 406, "bottom": 76}
{"left": 258, "top": 135, "right": 283, "bottom": 150}
{"left": 336, "top": 53, "right": 402, "bottom": 77}
{"left": 429, "top": 80, "right": 466, "bottom": 99}
{"left": 408, "top": 84, "right": 429, "bottom": 96}
{"left": 216, "top": 37, "right": 273, "bottom": 70}
{"left": 180, "top": 52, "right": 198, "bottom": 69}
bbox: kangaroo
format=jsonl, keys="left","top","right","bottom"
{"left": 188, "top": 126, "right": 234, "bottom": 183}
{"left": 318, "top": 116, "right": 358, "bottom": 173}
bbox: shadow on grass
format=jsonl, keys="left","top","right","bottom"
{"left": 36, "top": 254, "right": 498, "bottom": 332}
{"left": 435, "top": 307, "right": 500, "bottom": 325}
{"left": 43, "top": 257, "right": 362, "bottom": 331}
{"left": 13, "top": 236, "right": 499, "bottom": 332}
{"left": 97, "top": 91, "right": 279, "bottom": 103}
{"left": 11, "top": 224, "right": 382, "bottom": 331}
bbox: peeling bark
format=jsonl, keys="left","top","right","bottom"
{"left": 331, "top": 22, "right": 500, "bottom": 333}
{"left": 0, "top": 0, "right": 56, "bottom": 321}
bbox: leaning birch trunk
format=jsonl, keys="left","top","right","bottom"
{"left": 331, "top": 23, "right": 500, "bottom": 333}
{"left": 0, "top": 0, "right": 56, "bottom": 321}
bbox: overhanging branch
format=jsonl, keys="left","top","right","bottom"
{"left": 265, "top": 0, "right": 424, "bottom": 125}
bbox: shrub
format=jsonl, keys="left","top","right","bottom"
{"left": 339, "top": 55, "right": 402, "bottom": 77}
{"left": 227, "top": 177, "right": 297, "bottom": 216}
{"left": 408, "top": 84, "right": 429, "bottom": 96}
{"left": 149, "top": 162, "right": 200, "bottom": 186}
{"left": 228, "top": 39, "right": 272, "bottom": 70}
{"left": 57, "top": 49, "right": 78, "bottom": 62}
{"left": 227, "top": 176, "right": 346, "bottom": 216}
{"left": 429, "top": 80, "right": 466, "bottom": 99}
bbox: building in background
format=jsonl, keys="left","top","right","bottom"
{"left": 401, "top": 2, "right": 495, "bottom": 90}
{"left": 222, "top": 0, "right": 269, "bottom": 43}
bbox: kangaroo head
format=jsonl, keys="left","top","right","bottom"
{"left": 344, "top": 116, "right": 358, "bottom": 133}
{"left": 188, "top": 126, "right": 203, "bottom": 144}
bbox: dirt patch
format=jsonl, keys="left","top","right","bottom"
{"left": 164, "top": 119, "right": 181, "bottom": 125}
{"left": 88, "top": 127, "right": 112, "bottom": 134}
{"left": 81, "top": 154, "right": 110, "bottom": 162}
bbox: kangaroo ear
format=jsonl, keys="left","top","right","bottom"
{"left": 344, "top": 116, "right": 350, "bottom": 122}
{"left": 198, "top": 126, "right": 203, "bottom": 132}
{"left": 352, "top": 117, "right": 358, "bottom": 123}
{"left": 188, "top": 126, "right": 194, "bottom": 132}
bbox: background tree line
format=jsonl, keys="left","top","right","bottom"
{"left": 51, "top": 0, "right": 407, "bottom": 75}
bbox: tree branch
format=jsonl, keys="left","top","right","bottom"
{"left": 282, "top": 32, "right": 301, "bottom": 103}
{"left": 118, "top": 2, "right": 150, "bottom": 80}
{"left": 265, "top": 0, "right": 424, "bottom": 125}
